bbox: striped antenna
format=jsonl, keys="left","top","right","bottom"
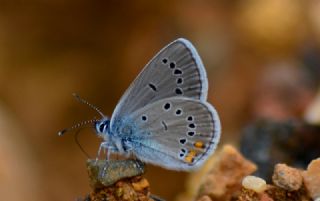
{"left": 58, "top": 119, "right": 97, "bottom": 136}
{"left": 72, "top": 93, "right": 105, "bottom": 117}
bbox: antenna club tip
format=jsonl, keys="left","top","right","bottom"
{"left": 58, "top": 129, "right": 67, "bottom": 136}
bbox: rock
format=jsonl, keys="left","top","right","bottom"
{"left": 272, "top": 163, "right": 302, "bottom": 191}
{"left": 260, "top": 193, "right": 274, "bottom": 201}
{"left": 302, "top": 158, "right": 320, "bottom": 200}
{"left": 237, "top": 190, "right": 274, "bottom": 201}
{"left": 237, "top": 188, "right": 260, "bottom": 201}
{"left": 87, "top": 159, "right": 145, "bottom": 188}
{"left": 85, "top": 159, "right": 162, "bottom": 201}
{"left": 242, "top": 175, "right": 267, "bottom": 193}
{"left": 132, "top": 178, "right": 149, "bottom": 192}
{"left": 87, "top": 176, "right": 154, "bottom": 201}
{"left": 237, "top": 185, "right": 312, "bottom": 201}
{"left": 265, "top": 185, "right": 312, "bottom": 201}
{"left": 197, "top": 145, "right": 257, "bottom": 201}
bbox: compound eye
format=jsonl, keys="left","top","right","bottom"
{"left": 98, "top": 123, "right": 105, "bottom": 133}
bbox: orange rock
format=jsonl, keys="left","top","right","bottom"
{"left": 132, "top": 178, "right": 150, "bottom": 192}
{"left": 260, "top": 193, "right": 274, "bottom": 201}
{"left": 272, "top": 163, "right": 302, "bottom": 191}
{"left": 265, "top": 185, "right": 312, "bottom": 201}
{"left": 87, "top": 176, "right": 155, "bottom": 201}
{"left": 302, "top": 158, "right": 320, "bottom": 200}
{"left": 197, "top": 145, "right": 257, "bottom": 201}
{"left": 237, "top": 188, "right": 260, "bottom": 201}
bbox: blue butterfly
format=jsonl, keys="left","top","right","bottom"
{"left": 60, "top": 38, "right": 221, "bottom": 171}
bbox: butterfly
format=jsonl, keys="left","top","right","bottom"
{"left": 60, "top": 38, "right": 221, "bottom": 171}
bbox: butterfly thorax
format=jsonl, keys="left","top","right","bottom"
{"left": 95, "top": 117, "right": 138, "bottom": 154}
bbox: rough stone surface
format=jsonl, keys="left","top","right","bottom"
{"left": 197, "top": 145, "right": 257, "bottom": 201}
{"left": 260, "top": 193, "right": 274, "bottom": 201}
{"left": 272, "top": 163, "right": 302, "bottom": 191}
{"left": 179, "top": 145, "right": 317, "bottom": 201}
{"left": 85, "top": 159, "right": 163, "bottom": 201}
{"left": 302, "top": 158, "right": 320, "bottom": 200}
{"left": 87, "top": 159, "right": 145, "bottom": 188}
{"left": 237, "top": 185, "right": 312, "bottom": 201}
{"left": 265, "top": 185, "right": 312, "bottom": 201}
{"left": 86, "top": 176, "right": 155, "bottom": 201}
{"left": 237, "top": 188, "right": 260, "bottom": 201}
{"left": 132, "top": 178, "right": 149, "bottom": 192}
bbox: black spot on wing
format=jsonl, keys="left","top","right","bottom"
{"left": 148, "top": 83, "right": 157, "bottom": 91}
{"left": 161, "top": 121, "right": 168, "bottom": 131}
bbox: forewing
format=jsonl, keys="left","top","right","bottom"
{"left": 111, "top": 38, "right": 208, "bottom": 127}
{"left": 128, "top": 97, "right": 221, "bottom": 171}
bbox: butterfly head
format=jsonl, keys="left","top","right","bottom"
{"left": 95, "top": 118, "right": 110, "bottom": 136}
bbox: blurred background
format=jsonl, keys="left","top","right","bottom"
{"left": 1, "top": 0, "right": 320, "bottom": 200}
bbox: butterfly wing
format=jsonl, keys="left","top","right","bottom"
{"left": 110, "top": 38, "right": 208, "bottom": 127}
{"left": 124, "top": 97, "right": 221, "bottom": 171}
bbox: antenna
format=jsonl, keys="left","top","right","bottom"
{"left": 72, "top": 93, "right": 105, "bottom": 117}
{"left": 58, "top": 119, "right": 97, "bottom": 136}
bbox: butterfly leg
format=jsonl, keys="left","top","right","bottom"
{"left": 95, "top": 142, "right": 105, "bottom": 162}
{"left": 96, "top": 142, "right": 117, "bottom": 162}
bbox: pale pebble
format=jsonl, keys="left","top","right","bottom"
{"left": 242, "top": 175, "right": 267, "bottom": 193}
